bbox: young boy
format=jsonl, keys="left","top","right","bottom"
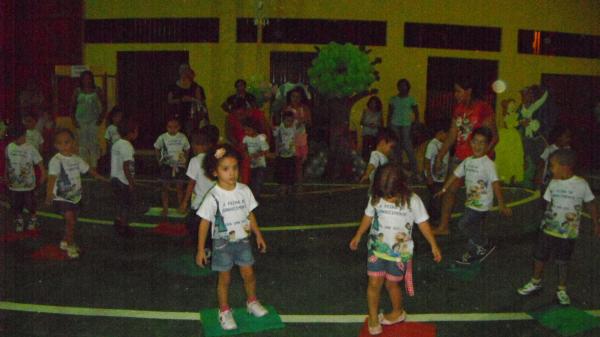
{"left": 518, "top": 149, "right": 597, "bottom": 305}
{"left": 179, "top": 125, "right": 219, "bottom": 249}
{"left": 424, "top": 121, "right": 449, "bottom": 222}
{"left": 436, "top": 127, "right": 511, "bottom": 264}
{"left": 23, "top": 114, "right": 44, "bottom": 153}
{"left": 360, "top": 128, "right": 397, "bottom": 193}
{"left": 5, "top": 123, "right": 46, "bottom": 231}
{"left": 273, "top": 110, "right": 303, "bottom": 196}
{"left": 111, "top": 120, "right": 139, "bottom": 238}
{"left": 154, "top": 117, "right": 190, "bottom": 216}
{"left": 242, "top": 118, "right": 269, "bottom": 198}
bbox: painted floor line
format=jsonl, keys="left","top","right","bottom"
{"left": 1, "top": 301, "right": 599, "bottom": 323}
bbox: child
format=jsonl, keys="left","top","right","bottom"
{"left": 242, "top": 118, "right": 269, "bottom": 197}
{"left": 518, "top": 149, "right": 597, "bottom": 305}
{"left": 196, "top": 145, "right": 268, "bottom": 331}
{"left": 23, "top": 114, "right": 44, "bottom": 154}
{"left": 360, "top": 128, "right": 397, "bottom": 193}
{"left": 5, "top": 123, "right": 46, "bottom": 231}
{"left": 360, "top": 96, "right": 384, "bottom": 161}
{"left": 284, "top": 87, "right": 311, "bottom": 190}
{"left": 46, "top": 128, "right": 107, "bottom": 258}
{"left": 104, "top": 106, "right": 123, "bottom": 148}
{"left": 435, "top": 127, "right": 511, "bottom": 264}
{"left": 350, "top": 163, "right": 441, "bottom": 335}
{"left": 110, "top": 119, "right": 139, "bottom": 238}
{"left": 273, "top": 110, "right": 304, "bottom": 196}
{"left": 179, "top": 125, "right": 219, "bottom": 249}
{"left": 388, "top": 79, "right": 419, "bottom": 178}
{"left": 154, "top": 117, "right": 190, "bottom": 216}
{"left": 423, "top": 121, "right": 449, "bottom": 222}
{"left": 535, "top": 125, "right": 572, "bottom": 188}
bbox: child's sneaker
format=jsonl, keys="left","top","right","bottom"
{"left": 475, "top": 244, "right": 496, "bottom": 263}
{"left": 59, "top": 240, "right": 68, "bottom": 250}
{"left": 455, "top": 251, "right": 477, "bottom": 265}
{"left": 556, "top": 289, "right": 571, "bottom": 305}
{"left": 27, "top": 217, "right": 38, "bottom": 231}
{"left": 218, "top": 309, "right": 238, "bottom": 330}
{"left": 247, "top": 300, "right": 268, "bottom": 317}
{"left": 65, "top": 245, "right": 80, "bottom": 259}
{"left": 517, "top": 280, "right": 543, "bottom": 295}
{"left": 15, "top": 218, "right": 25, "bottom": 232}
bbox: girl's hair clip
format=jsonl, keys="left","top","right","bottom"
{"left": 215, "top": 148, "right": 226, "bottom": 159}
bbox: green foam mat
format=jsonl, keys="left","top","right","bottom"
{"left": 160, "top": 255, "right": 214, "bottom": 277}
{"left": 144, "top": 207, "right": 187, "bottom": 218}
{"left": 529, "top": 306, "right": 600, "bottom": 336}
{"left": 200, "top": 305, "right": 284, "bottom": 336}
{"left": 445, "top": 262, "right": 482, "bottom": 282}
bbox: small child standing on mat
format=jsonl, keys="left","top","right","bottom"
{"left": 196, "top": 145, "right": 268, "bottom": 331}
{"left": 350, "top": 163, "right": 441, "bottom": 335}
{"left": 436, "top": 127, "right": 511, "bottom": 265}
{"left": 518, "top": 149, "right": 598, "bottom": 305}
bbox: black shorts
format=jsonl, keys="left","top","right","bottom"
{"left": 111, "top": 178, "right": 133, "bottom": 215}
{"left": 275, "top": 156, "right": 296, "bottom": 185}
{"left": 9, "top": 190, "right": 36, "bottom": 214}
{"left": 159, "top": 165, "right": 187, "bottom": 182}
{"left": 533, "top": 232, "right": 576, "bottom": 262}
{"left": 53, "top": 200, "right": 80, "bottom": 215}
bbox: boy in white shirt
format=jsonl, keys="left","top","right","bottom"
{"left": 273, "top": 110, "right": 303, "bottom": 196}
{"left": 154, "top": 117, "right": 190, "bottom": 216}
{"left": 5, "top": 123, "right": 46, "bottom": 231}
{"left": 23, "top": 114, "right": 44, "bottom": 153}
{"left": 111, "top": 120, "right": 139, "bottom": 238}
{"left": 424, "top": 122, "right": 449, "bottom": 222}
{"left": 360, "top": 128, "right": 397, "bottom": 194}
{"left": 436, "top": 127, "right": 511, "bottom": 265}
{"left": 518, "top": 149, "right": 598, "bottom": 305}
{"left": 242, "top": 118, "right": 269, "bottom": 198}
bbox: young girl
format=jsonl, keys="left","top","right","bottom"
{"left": 46, "top": 128, "right": 107, "bottom": 258}
{"left": 284, "top": 87, "right": 311, "bottom": 190}
{"left": 350, "top": 163, "right": 441, "bottom": 335}
{"left": 196, "top": 145, "right": 268, "bottom": 331}
{"left": 360, "top": 96, "right": 383, "bottom": 161}
{"left": 104, "top": 106, "right": 123, "bottom": 148}
{"left": 154, "top": 116, "right": 190, "bottom": 216}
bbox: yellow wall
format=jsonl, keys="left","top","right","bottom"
{"left": 84, "top": 0, "right": 600, "bottom": 135}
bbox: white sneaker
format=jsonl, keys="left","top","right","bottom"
{"left": 247, "top": 300, "right": 268, "bottom": 317}
{"left": 27, "top": 217, "right": 38, "bottom": 230}
{"left": 65, "top": 245, "right": 80, "bottom": 259}
{"left": 556, "top": 289, "right": 571, "bottom": 305}
{"left": 59, "top": 240, "right": 68, "bottom": 250}
{"left": 15, "top": 218, "right": 24, "bottom": 232}
{"left": 518, "top": 280, "right": 543, "bottom": 295}
{"left": 218, "top": 309, "right": 238, "bottom": 330}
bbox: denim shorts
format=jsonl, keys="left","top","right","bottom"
{"left": 367, "top": 253, "right": 408, "bottom": 282}
{"left": 211, "top": 238, "right": 254, "bottom": 272}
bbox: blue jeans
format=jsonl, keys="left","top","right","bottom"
{"left": 390, "top": 124, "right": 417, "bottom": 175}
{"left": 458, "top": 208, "right": 489, "bottom": 253}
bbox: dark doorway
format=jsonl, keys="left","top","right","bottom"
{"left": 117, "top": 51, "right": 188, "bottom": 149}
{"left": 425, "top": 57, "right": 498, "bottom": 124}
{"left": 541, "top": 74, "right": 600, "bottom": 168}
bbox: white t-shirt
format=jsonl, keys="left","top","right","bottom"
{"left": 368, "top": 150, "right": 388, "bottom": 183}
{"left": 243, "top": 134, "right": 269, "bottom": 168}
{"left": 111, "top": 139, "right": 135, "bottom": 185}
{"left": 424, "top": 138, "right": 449, "bottom": 183}
{"left": 5, "top": 142, "right": 43, "bottom": 191}
{"left": 454, "top": 155, "right": 499, "bottom": 211}
{"left": 197, "top": 183, "right": 258, "bottom": 242}
{"left": 26, "top": 129, "right": 44, "bottom": 152}
{"left": 273, "top": 123, "right": 303, "bottom": 158}
{"left": 542, "top": 176, "right": 595, "bottom": 239}
{"left": 153, "top": 132, "right": 190, "bottom": 167}
{"left": 186, "top": 153, "right": 216, "bottom": 210}
{"left": 104, "top": 124, "right": 120, "bottom": 144}
{"left": 48, "top": 153, "right": 89, "bottom": 203}
{"left": 364, "top": 194, "right": 429, "bottom": 262}
{"left": 540, "top": 144, "right": 570, "bottom": 184}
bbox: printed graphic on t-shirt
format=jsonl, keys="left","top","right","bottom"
{"left": 456, "top": 116, "right": 473, "bottom": 142}
{"left": 56, "top": 162, "right": 81, "bottom": 202}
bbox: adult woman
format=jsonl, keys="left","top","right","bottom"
{"left": 71, "top": 71, "right": 105, "bottom": 170}
{"left": 360, "top": 96, "right": 383, "bottom": 161}
{"left": 221, "top": 79, "right": 257, "bottom": 113}
{"left": 388, "top": 79, "right": 419, "bottom": 178}
{"left": 433, "top": 79, "right": 497, "bottom": 235}
{"left": 167, "top": 64, "right": 208, "bottom": 134}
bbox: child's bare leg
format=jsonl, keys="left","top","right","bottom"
{"left": 384, "top": 279, "right": 404, "bottom": 320}
{"left": 367, "top": 276, "right": 385, "bottom": 327}
{"left": 434, "top": 179, "right": 459, "bottom": 235}
{"left": 63, "top": 210, "right": 77, "bottom": 245}
{"left": 161, "top": 183, "right": 169, "bottom": 216}
{"left": 239, "top": 265, "right": 257, "bottom": 301}
{"left": 532, "top": 259, "right": 545, "bottom": 280}
{"left": 557, "top": 261, "right": 568, "bottom": 288}
{"left": 217, "top": 271, "right": 232, "bottom": 310}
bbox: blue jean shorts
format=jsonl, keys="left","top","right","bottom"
{"left": 367, "top": 253, "right": 407, "bottom": 282}
{"left": 211, "top": 238, "right": 255, "bottom": 272}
